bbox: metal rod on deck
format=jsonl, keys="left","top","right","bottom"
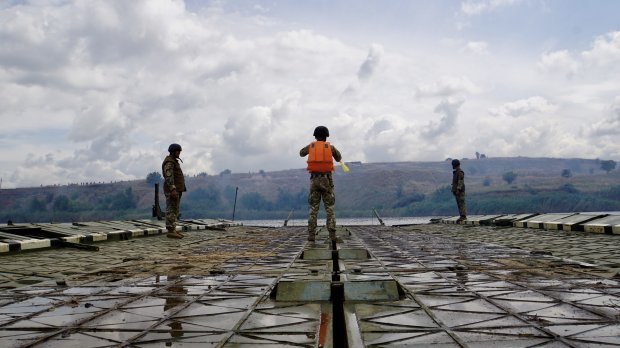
{"left": 372, "top": 208, "right": 385, "bottom": 226}
{"left": 283, "top": 209, "right": 294, "bottom": 226}
{"left": 232, "top": 186, "right": 239, "bottom": 221}
{"left": 152, "top": 183, "right": 163, "bottom": 220}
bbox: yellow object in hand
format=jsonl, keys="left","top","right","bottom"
{"left": 340, "top": 161, "right": 350, "bottom": 173}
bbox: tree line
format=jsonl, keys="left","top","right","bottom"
{"left": 1, "top": 158, "right": 617, "bottom": 223}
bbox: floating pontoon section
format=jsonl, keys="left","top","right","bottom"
{"left": 0, "top": 219, "right": 237, "bottom": 253}
{"left": 583, "top": 214, "right": 620, "bottom": 234}
{"left": 0, "top": 221, "right": 619, "bottom": 346}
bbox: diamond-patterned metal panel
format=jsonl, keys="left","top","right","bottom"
{"left": 0, "top": 222, "right": 618, "bottom": 347}
{"left": 347, "top": 225, "right": 620, "bottom": 347}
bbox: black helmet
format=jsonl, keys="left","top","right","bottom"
{"left": 451, "top": 159, "right": 460, "bottom": 167}
{"left": 313, "top": 126, "right": 329, "bottom": 138}
{"left": 168, "top": 143, "right": 182, "bottom": 153}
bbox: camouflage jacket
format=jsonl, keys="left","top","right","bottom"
{"left": 162, "top": 155, "right": 186, "bottom": 194}
{"left": 452, "top": 168, "right": 465, "bottom": 193}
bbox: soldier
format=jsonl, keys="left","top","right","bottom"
{"left": 451, "top": 159, "right": 467, "bottom": 223}
{"left": 300, "top": 126, "right": 343, "bottom": 242}
{"left": 162, "top": 143, "right": 186, "bottom": 238}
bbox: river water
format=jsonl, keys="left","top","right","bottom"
{"left": 236, "top": 211, "right": 620, "bottom": 228}
{"left": 236, "top": 216, "right": 441, "bottom": 227}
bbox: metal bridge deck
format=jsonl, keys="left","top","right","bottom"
{"left": 0, "top": 223, "right": 618, "bottom": 347}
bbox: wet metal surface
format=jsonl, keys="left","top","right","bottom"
{"left": 0, "top": 222, "right": 618, "bottom": 347}
{"left": 351, "top": 225, "right": 620, "bottom": 347}
{"left": 515, "top": 213, "right": 578, "bottom": 229}
{"left": 583, "top": 215, "right": 620, "bottom": 234}
{"left": 542, "top": 213, "right": 607, "bottom": 231}
{"left": 429, "top": 222, "right": 620, "bottom": 274}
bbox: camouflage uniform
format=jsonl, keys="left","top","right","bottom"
{"left": 451, "top": 167, "right": 467, "bottom": 220}
{"left": 300, "top": 143, "right": 342, "bottom": 241}
{"left": 162, "top": 155, "right": 186, "bottom": 232}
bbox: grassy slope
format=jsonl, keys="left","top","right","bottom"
{"left": 1, "top": 157, "right": 618, "bottom": 222}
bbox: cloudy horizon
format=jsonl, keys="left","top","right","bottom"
{"left": 1, "top": 0, "right": 619, "bottom": 188}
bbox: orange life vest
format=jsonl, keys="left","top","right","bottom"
{"left": 307, "top": 141, "right": 334, "bottom": 173}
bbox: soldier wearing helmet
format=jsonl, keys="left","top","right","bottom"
{"left": 162, "top": 143, "right": 186, "bottom": 238}
{"left": 300, "top": 126, "right": 343, "bottom": 244}
{"left": 451, "top": 159, "right": 467, "bottom": 223}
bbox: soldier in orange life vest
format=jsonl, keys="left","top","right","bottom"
{"left": 300, "top": 126, "right": 343, "bottom": 242}
{"left": 162, "top": 143, "right": 187, "bottom": 239}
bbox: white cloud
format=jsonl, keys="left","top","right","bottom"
{"left": 464, "top": 41, "right": 488, "bottom": 55}
{"left": 587, "top": 96, "right": 620, "bottom": 137}
{"left": 342, "top": 44, "right": 384, "bottom": 98}
{"left": 582, "top": 31, "right": 620, "bottom": 67}
{"left": 414, "top": 76, "right": 480, "bottom": 98}
{"left": 539, "top": 31, "right": 620, "bottom": 78}
{"left": 538, "top": 50, "right": 580, "bottom": 77}
{"left": 357, "top": 44, "right": 383, "bottom": 81}
{"left": 223, "top": 92, "right": 301, "bottom": 156}
{"left": 460, "top": 0, "right": 521, "bottom": 16}
{"left": 489, "top": 96, "right": 558, "bottom": 118}
{"left": 1, "top": 1, "right": 619, "bottom": 188}
{"left": 422, "top": 98, "right": 465, "bottom": 139}
{"left": 361, "top": 118, "right": 420, "bottom": 163}
{"left": 223, "top": 106, "right": 275, "bottom": 155}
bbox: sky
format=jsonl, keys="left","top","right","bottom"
{"left": 1, "top": 0, "right": 619, "bottom": 188}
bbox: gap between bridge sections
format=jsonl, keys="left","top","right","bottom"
{"left": 272, "top": 226, "right": 406, "bottom": 347}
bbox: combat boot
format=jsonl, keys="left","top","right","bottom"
{"left": 166, "top": 227, "right": 183, "bottom": 239}
{"left": 308, "top": 230, "right": 315, "bottom": 242}
{"left": 328, "top": 229, "right": 337, "bottom": 242}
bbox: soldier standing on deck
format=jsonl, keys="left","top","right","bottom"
{"left": 162, "top": 143, "right": 186, "bottom": 239}
{"left": 300, "top": 126, "right": 343, "bottom": 242}
{"left": 451, "top": 159, "right": 467, "bottom": 223}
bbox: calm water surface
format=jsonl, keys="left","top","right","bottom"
{"left": 236, "top": 216, "right": 441, "bottom": 227}
{"left": 236, "top": 211, "right": 620, "bottom": 227}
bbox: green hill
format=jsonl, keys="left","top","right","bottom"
{"left": 1, "top": 157, "right": 618, "bottom": 223}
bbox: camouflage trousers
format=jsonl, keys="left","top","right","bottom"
{"left": 165, "top": 193, "right": 182, "bottom": 231}
{"left": 308, "top": 176, "right": 336, "bottom": 240}
{"left": 454, "top": 192, "right": 467, "bottom": 218}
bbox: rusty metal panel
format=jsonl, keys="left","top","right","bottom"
{"left": 343, "top": 279, "right": 399, "bottom": 301}
{"left": 338, "top": 248, "right": 369, "bottom": 260}
{"left": 302, "top": 249, "right": 333, "bottom": 260}
{"left": 275, "top": 281, "right": 331, "bottom": 302}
